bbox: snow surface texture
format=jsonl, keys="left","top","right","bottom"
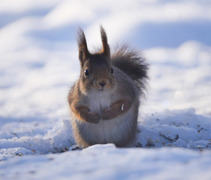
{"left": 1, "top": 144, "right": 211, "bottom": 180}
{"left": 0, "top": 0, "right": 211, "bottom": 179}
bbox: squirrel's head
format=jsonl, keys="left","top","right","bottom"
{"left": 77, "top": 26, "right": 115, "bottom": 94}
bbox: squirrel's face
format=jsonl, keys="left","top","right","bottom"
{"left": 77, "top": 26, "right": 114, "bottom": 94}
{"left": 80, "top": 54, "right": 115, "bottom": 93}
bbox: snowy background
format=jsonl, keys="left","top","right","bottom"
{"left": 0, "top": 0, "right": 211, "bottom": 179}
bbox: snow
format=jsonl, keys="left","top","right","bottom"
{"left": 1, "top": 145, "right": 211, "bottom": 180}
{"left": 0, "top": 0, "right": 211, "bottom": 179}
{"left": 1, "top": 109, "right": 211, "bottom": 179}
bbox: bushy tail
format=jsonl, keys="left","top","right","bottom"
{"left": 111, "top": 45, "right": 149, "bottom": 93}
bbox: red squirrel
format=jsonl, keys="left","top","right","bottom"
{"left": 68, "top": 26, "right": 148, "bottom": 148}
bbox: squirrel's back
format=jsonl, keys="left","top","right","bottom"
{"left": 111, "top": 45, "right": 148, "bottom": 94}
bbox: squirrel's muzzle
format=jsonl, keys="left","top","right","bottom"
{"left": 99, "top": 80, "right": 106, "bottom": 87}
{"left": 96, "top": 78, "right": 111, "bottom": 92}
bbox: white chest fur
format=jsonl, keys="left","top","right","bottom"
{"left": 87, "top": 91, "right": 114, "bottom": 113}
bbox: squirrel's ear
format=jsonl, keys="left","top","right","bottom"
{"left": 100, "top": 26, "right": 110, "bottom": 59}
{"left": 77, "top": 28, "right": 90, "bottom": 67}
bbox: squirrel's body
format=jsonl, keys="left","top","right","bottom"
{"left": 70, "top": 66, "right": 139, "bottom": 147}
{"left": 68, "top": 27, "right": 148, "bottom": 148}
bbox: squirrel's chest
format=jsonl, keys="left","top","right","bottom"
{"left": 87, "top": 92, "right": 114, "bottom": 112}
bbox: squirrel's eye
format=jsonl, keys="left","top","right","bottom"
{"left": 84, "top": 69, "right": 89, "bottom": 77}
{"left": 111, "top": 68, "right": 113, "bottom": 74}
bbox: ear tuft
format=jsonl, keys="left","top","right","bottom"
{"left": 77, "top": 28, "right": 89, "bottom": 66}
{"left": 100, "top": 26, "right": 110, "bottom": 59}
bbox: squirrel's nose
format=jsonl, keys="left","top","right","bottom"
{"left": 99, "top": 81, "right": 106, "bottom": 87}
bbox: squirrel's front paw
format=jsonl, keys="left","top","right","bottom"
{"left": 101, "top": 99, "right": 131, "bottom": 120}
{"left": 74, "top": 105, "right": 100, "bottom": 124}
{"left": 85, "top": 112, "right": 100, "bottom": 124}
{"left": 101, "top": 108, "right": 114, "bottom": 120}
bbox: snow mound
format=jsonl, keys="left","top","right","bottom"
{"left": 0, "top": 119, "right": 74, "bottom": 160}
{"left": 137, "top": 109, "right": 211, "bottom": 149}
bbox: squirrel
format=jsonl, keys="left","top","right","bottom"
{"left": 68, "top": 26, "right": 148, "bottom": 148}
